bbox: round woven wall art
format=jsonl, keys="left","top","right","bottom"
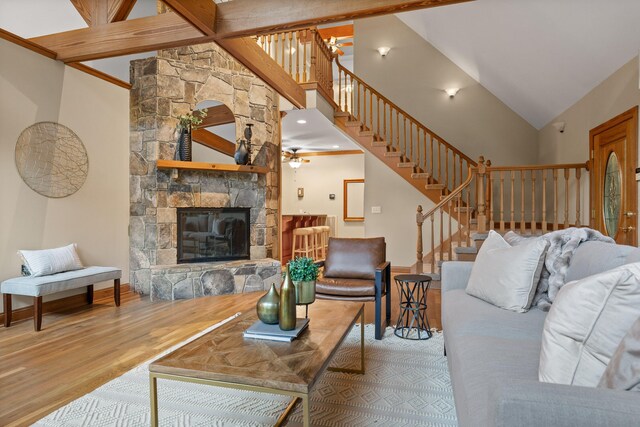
{"left": 15, "top": 122, "right": 89, "bottom": 198}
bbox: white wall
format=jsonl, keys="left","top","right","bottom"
{"left": 0, "top": 39, "right": 130, "bottom": 312}
{"left": 354, "top": 15, "right": 539, "bottom": 167}
{"left": 281, "top": 153, "right": 365, "bottom": 238}
{"left": 364, "top": 152, "right": 436, "bottom": 268}
{"left": 538, "top": 55, "right": 640, "bottom": 241}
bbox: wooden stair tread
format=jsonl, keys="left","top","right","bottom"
{"left": 454, "top": 246, "right": 478, "bottom": 254}
{"left": 397, "top": 162, "right": 415, "bottom": 168}
{"left": 335, "top": 111, "right": 350, "bottom": 118}
{"left": 384, "top": 151, "right": 403, "bottom": 158}
{"left": 425, "top": 184, "right": 445, "bottom": 190}
{"left": 359, "top": 130, "right": 374, "bottom": 137}
{"left": 346, "top": 121, "right": 361, "bottom": 127}
{"left": 411, "top": 173, "right": 430, "bottom": 179}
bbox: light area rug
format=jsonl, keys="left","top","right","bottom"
{"left": 35, "top": 317, "right": 457, "bottom": 427}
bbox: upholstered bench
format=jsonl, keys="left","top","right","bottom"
{"left": 2, "top": 266, "right": 121, "bottom": 331}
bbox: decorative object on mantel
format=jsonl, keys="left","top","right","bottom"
{"left": 175, "top": 109, "right": 207, "bottom": 161}
{"left": 256, "top": 283, "right": 280, "bottom": 324}
{"left": 234, "top": 123, "right": 254, "bottom": 166}
{"left": 15, "top": 122, "right": 89, "bottom": 198}
{"left": 288, "top": 256, "right": 318, "bottom": 318}
{"left": 279, "top": 267, "right": 297, "bottom": 330}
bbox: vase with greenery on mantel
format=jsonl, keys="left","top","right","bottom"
{"left": 175, "top": 109, "right": 207, "bottom": 162}
{"left": 288, "top": 256, "right": 319, "bottom": 318}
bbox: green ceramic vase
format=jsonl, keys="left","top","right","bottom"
{"left": 294, "top": 280, "right": 316, "bottom": 305}
{"left": 256, "top": 283, "right": 280, "bottom": 324}
{"left": 279, "top": 269, "right": 297, "bottom": 331}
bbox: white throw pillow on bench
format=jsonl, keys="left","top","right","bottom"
{"left": 18, "top": 243, "right": 84, "bottom": 277}
{"left": 539, "top": 262, "right": 640, "bottom": 386}
{"left": 465, "top": 230, "right": 549, "bottom": 312}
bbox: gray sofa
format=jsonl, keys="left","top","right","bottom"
{"left": 442, "top": 240, "right": 640, "bottom": 427}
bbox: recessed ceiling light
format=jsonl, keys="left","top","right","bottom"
{"left": 332, "top": 145, "right": 339, "bottom": 149}
{"left": 296, "top": 119, "right": 307, "bottom": 124}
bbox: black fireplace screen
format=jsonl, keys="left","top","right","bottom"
{"left": 177, "top": 207, "right": 250, "bottom": 263}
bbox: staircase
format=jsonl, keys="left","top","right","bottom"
{"left": 255, "top": 29, "right": 590, "bottom": 283}
{"left": 333, "top": 60, "right": 476, "bottom": 205}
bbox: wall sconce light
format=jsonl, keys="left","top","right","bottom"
{"left": 445, "top": 88, "right": 460, "bottom": 98}
{"left": 377, "top": 47, "right": 391, "bottom": 57}
{"left": 552, "top": 121, "right": 566, "bottom": 133}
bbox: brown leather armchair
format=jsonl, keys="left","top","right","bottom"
{"left": 315, "top": 237, "right": 391, "bottom": 340}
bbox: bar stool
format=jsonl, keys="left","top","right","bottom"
{"left": 312, "top": 226, "right": 331, "bottom": 260}
{"left": 292, "top": 227, "right": 315, "bottom": 259}
{"left": 310, "top": 226, "right": 324, "bottom": 260}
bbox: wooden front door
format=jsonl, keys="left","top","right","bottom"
{"left": 590, "top": 106, "right": 638, "bottom": 245}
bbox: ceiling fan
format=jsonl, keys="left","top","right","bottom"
{"left": 281, "top": 147, "right": 310, "bottom": 169}
{"left": 326, "top": 36, "right": 353, "bottom": 56}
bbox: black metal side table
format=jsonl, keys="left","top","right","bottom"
{"left": 394, "top": 274, "right": 432, "bottom": 340}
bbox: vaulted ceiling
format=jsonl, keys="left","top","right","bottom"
{"left": 397, "top": 0, "right": 640, "bottom": 129}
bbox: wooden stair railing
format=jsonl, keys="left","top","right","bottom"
{"left": 416, "top": 158, "right": 590, "bottom": 274}
{"left": 257, "top": 29, "right": 334, "bottom": 103}
{"left": 334, "top": 59, "right": 477, "bottom": 195}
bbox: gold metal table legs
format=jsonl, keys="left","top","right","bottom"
{"left": 148, "top": 307, "right": 365, "bottom": 427}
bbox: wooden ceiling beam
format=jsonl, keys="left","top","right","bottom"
{"left": 161, "top": 0, "right": 216, "bottom": 36}
{"left": 69, "top": 0, "right": 93, "bottom": 26}
{"left": 69, "top": 0, "right": 136, "bottom": 26}
{"left": 192, "top": 129, "right": 235, "bottom": 157}
{"left": 199, "top": 105, "right": 235, "bottom": 128}
{"left": 30, "top": 12, "right": 204, "bottom": 62}
{"left": 35, "top": 0, "right": 471, "bottom": 62}
{"left": 108, "top": 0, "right": 138, "bottom": 22}
{"left": 216, "top": 37, "right": 306, "bottom": 109}
{"left": 214, "top": 0, "right": 473, "bottom": 38}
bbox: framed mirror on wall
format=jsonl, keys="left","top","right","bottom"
{"left": 344, "top": 179, "right": 365, "bottom": 222}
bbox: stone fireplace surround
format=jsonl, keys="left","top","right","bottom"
{"left": 129, "top": 42, "right": 281, "bottom": 301}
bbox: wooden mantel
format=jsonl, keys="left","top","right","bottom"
{"left": 156, "top": 160, "right": 269, "bottom": 174}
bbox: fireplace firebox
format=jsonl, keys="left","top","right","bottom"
{"left": 177, "top": 207, "right": 250, "bottom": 263}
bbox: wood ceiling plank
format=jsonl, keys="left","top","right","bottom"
{"left": 318, "top": 24, "right": 354, "bottom": 40}
{"left": 162, "top": 0, "right": 216, "bottom": 36}
{"left": 199, "top": 105, "right": 235, "bottom": 128}
{"left": 108, "top": 0, "right": 138, "bottom": 22}
{"left": 215, "top": 0, "right": 473, "bottom": 38}
{"left": 216, "top": 37, "right": 306, "bottom": 109}
{"left": 192, "top": 129, "right": 236, "bottom": 157}
{"left": 30, "top": 12, "right": 204, "bottom": 62}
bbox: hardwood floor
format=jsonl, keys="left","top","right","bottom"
{"left": 0, "top": 273, "right": 441, "bottom": 426}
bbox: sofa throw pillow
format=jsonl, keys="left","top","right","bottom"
{"left": 598, "top": 315, "right": 640, "bottom": 391}
{"left": 18, "top": 244, "right": 83, "bottom": 277}
{"left": 539, "top": 262, "right": 640, "bottom": 387}
{"left": 465, "top": 230, "right": 548, "bottom": 313}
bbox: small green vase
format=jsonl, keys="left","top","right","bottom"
{"left": 279, "top": 268, "right": 297, "bottom": 331}
{"left": 294, "top": 280, "right": 316, "bottom": 305}
{"left": 256, "top": 283, "right": 280, "bottom": 324}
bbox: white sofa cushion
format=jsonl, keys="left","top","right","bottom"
{"left": 598, "top": 315, "right": 640, "bottom": 391}
{"left": 18, "top": 244, "right": 83, "bottom": 277}
{"left": 465, "top": 230, "right": 548, "bottom": 313}
{"left": 539, "top": 262, "right": 640, "bottom": 386}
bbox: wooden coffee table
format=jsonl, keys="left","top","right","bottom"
{"left": 149, "top": 299, "right": 365, "bottom": 426}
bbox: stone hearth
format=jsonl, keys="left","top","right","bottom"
{"left": 150, "top": 259, "right": 280, "bottom": 301}
{"left": 129, "top": 42, "right": 281, "bottom": 300}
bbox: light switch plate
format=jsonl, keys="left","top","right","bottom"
{"left": 371, "top": 206, "right": 382, "bottom": 214}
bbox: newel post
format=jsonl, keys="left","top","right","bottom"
{"left": 417, "top": 205, "right": 424, "bottom": 262}
{"left": 476, "top": 156, "right": 488, "bottom": 233}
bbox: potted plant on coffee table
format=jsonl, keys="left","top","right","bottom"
{"left": 288, "top": 256, "right": 319, "bottom": 318}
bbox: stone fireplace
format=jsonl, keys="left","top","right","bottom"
{"left": 129, "top": 42, "right": 281, "bottom": 301}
